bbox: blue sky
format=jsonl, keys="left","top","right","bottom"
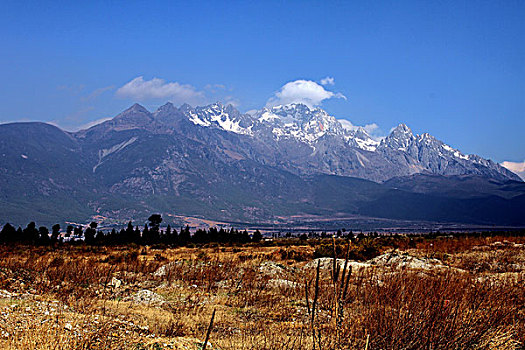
{"left": 0, "top": 0, "right": 523, "bottom": 165}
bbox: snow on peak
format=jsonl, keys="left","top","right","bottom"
{"left": 391, "top": 123, "right": 412, "bottom": 135}
{"left": 184, "top": 103, "right": 252, "bottom": 135}
{"left": 253, "top": 103, "right": 344, "bottom": 143}
{"left": 381, "top": 123, "right": 416, "bottom": 151}
{"left": 346, "top": 127, "right": 380, "bottom": 151}
{"left": 441, "top": 143, "right": 469, "bottom": 160}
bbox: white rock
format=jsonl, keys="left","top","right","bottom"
{"left": 110, "top": 277, "right": 122, "bottom": 288}
{"left": 132, "top": 289, "right": 166, "bottom": 306}
{"left": 259, "top": 261, "right": 287, "bottom": 276}
{"left": 268, "top": 278, "right": 299, "bottom": 289}
{"left": 153, "top": 261, "right": 181, "bottom": 277}
{"left": 0, "top": 290, "right": 13, "bottom": 298}
{"left": 367, "top": 252, "right": 445, "bottom": 270}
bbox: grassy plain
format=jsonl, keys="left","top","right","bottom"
{"left": 0, "top": 234, "right": 523, "bottom": 349}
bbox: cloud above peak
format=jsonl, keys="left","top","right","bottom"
{"left": 266, "top": 79, "right": 346, "bottom": 108}
{"left": 116, "top": 76, "right": 205, "bottom": 104}
{"left": 338, "top": 119, "right": 383, "bottom": 140}
{"left": 501, "top": 161, "right": 525, "bottom": 180}
{"left": 320, "top": 76, "right": 335, "bottom": 86}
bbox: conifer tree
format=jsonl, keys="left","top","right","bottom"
{"left": 142, "top": 224, "right": 150, "bottom": 245}
{"left": 252, "top": 230, "right": 263, "bottom": 243}
{"left": 148, "top": 214, "right": 162, "bottom": 244}
{"left": 125, "top": 221, "right": 134, "bottom": 243}
{"left": 179, "top": 225, "right": 191, "bottom": 244}
{"left": 0, "top": 223, "right": 16, "bottom": 243}
{"left": 38, "top": 226, "right": 50, "bottom": 245}
{"left": 84, "top": 222, "right": 97, "bottom": 244}
{"left": 51, "top": 224, "right": 60, "bottom": 243}
{"left": 23, "top": 222, "right": 39, "bottom": 244}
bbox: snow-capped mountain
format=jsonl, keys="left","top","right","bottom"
{"left": 147, "top": 102, "right": 515, "bottom": 182}
{"left": 80, "top": 101, "right": 519, "bottom": 182}
{"left": 181, "top": 102, "right": 253, "bottom": 135}
{"left": 377, "top": 124, "right": 514, "bottom": 180}
{"left": 1, "top": 102, "right": 523, "bottom": 226}
{"left": 252, "top": 103, "right": 345, "bottom": 143}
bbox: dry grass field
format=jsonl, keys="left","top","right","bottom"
{"left": 0, "top": 234, "right": 524, "bottom": 349}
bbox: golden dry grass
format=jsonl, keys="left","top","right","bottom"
{"left": 0, "top": 235, "right": 523, "bottom": 349}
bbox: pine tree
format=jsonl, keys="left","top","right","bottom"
{"left": 0, "top": 223, "right": 16, "bottom": 243}
{"left": 51, "top": 224, "right": 60, "bottom": 243}
{"left": 133, "top": 226, "right": 141, "bottom": 244}
{"left": 95, "top": 230, "right": 106, "bottom": 244}
{"left": 242, "top": 230, "right": 250, "bottom": 243}
{"left": 23, "top": 222, "right": 39, "bottom": 244}
{"left": 148, "top": 214, "right": 162, "bottom": 244}
{"left": 38, "top": 226, "right": 50, "bottom": 245}
{"left": 142, "top": 224, "right": 150, "bottom": 245}
{"left": 252, "top": 230, "right": 263, "bottom": 243}
{"left": 179, "top": 225, "right": 191, "bottom": 244}
{"left": 84, "top": 222, "right": 98, "bottom": 245}
{"left": 125, "top": 221, "right": 134, "bottom": 243}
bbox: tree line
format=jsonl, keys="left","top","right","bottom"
{"left": 0, "top": 214, "right": 263, "bottom": 246}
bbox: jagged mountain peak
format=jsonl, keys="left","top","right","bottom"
{"left": 256, "top": 104, "right": 328, "bottom": 125}
{"left": 391, "top": 123, "right": 413, "bottom": 136}
{"left": 224, "top": 103, "right": 240, "bottom": 114}
{"left": 179, "top": 103, "right": 193, "bottom": 111}
{"left": 352, "top": 126, "right": 371, "bottom": 140}
{"left": 194, "top": 101, "right": 238, "bottom": 114}
{"left": 126, "top": 103, "right": 150, "bottom": 114}
{"left": 258, "top": 103, "right": 335, "bottom": 126}
{"left": 343, "top": 126, "right": 380, "bottom": 151}
{"left": 104, "top": 103, "right": 154, "bottom": 130}
{"left": 152, "top": 102, "right": 184, "bottom": 126}
{"left": 155, "top": 102, "right": 176, "bottom": 112}
{"left": 199, "top": 101, "right": 224, "bottom": 111}
{"left": 114, "top": 103, "right": 152, "bottom": 120}
{"left": 269, "top": 102, "right": 312, "bottom": 111}
{"left": 77, "top": 102, "right": 521, "bottom": 182}
{"left": 153, "top": 102, "right": 176, "bottom": 118}
{"left": 380, "top": 123, "right": 415, "bottom": 151}
{"left": 267, "top": 103, "right": 326, "bottom": 118}
{"left": 253, "top": 103, "right": 344, "bottom": 143}
{"left": 181, "top": 101, "right": 251, "bottom": 134}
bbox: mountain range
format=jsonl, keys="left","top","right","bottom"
{"left": 1, "top": 102, "right": 523, "bottom": 227}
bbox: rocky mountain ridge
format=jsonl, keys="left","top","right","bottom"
{"left": 81, "top": 102, "right": 519, "bottom": 182}
{"left": 0, "top": 102, "right": 523, "bottom": 226}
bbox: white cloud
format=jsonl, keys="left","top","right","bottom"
{"left": 339, "top": 119, "right": 379, "bottom": 133}
{"left": 320, "top": 76, "right": 335, "bottom": 86}
{"left": 363, "top": 123, "right": 379, "bottom": 135}
{"left": 205, "top": 83, "right": 227, "bottom": 91}
{"left": 76, "top": 117, "right": 113, "bottom": 131}
{"left": 81, "top": 85, "right": 115, "bottom": 102}
{"left": 266, "top": 79, "right": 346, "bottom": 108}
{"left": 338, "top": 119, "right": 357, "bottom": 131}
{"left": 224, "top": 96, "right": 241, "bottom": 108}
{"left": 116, "top": 76, "right": 205, "bottom": 104}
{"left": 501, "top": 161, "right": 525, "bottom": 180}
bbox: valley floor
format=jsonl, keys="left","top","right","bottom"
{"left": 0, "top": 235, "right": 524, "bottom": 349}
